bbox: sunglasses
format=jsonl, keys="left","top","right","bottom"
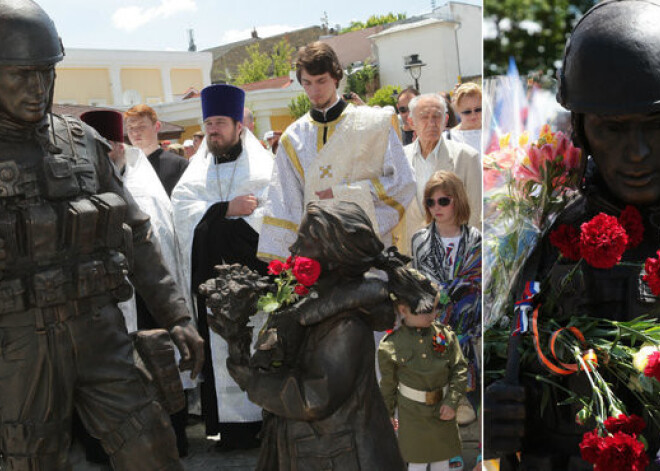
{"left": 397, "top": 106, "right": 409, "bottom": 114}
{"left": 425, "top": 197, "right": 452, "bottom": 208}
{"left": 460, "top": 107, "right": 482, "bottom": 116}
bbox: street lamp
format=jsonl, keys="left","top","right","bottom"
{"left": 404, "top": 54, "right": 427, "bottom": 92}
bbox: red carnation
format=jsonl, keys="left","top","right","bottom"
{"left": 291, "top": 257, "right": 321, "bottom": 287}
{"left": 294, "top": 284, "right": 309, "bottom": 296}
{"left": 267, "top": 260, "right": 285, "bottom": 276}
{"left": 579, "top": 429, "right": 603, "bottom": 464}
{"left": 549, "top": 224, "right": 581, "bottom": 261}
{"left": 618, "top": 205, "right": 644, "bottom": 249}
{"left": 604, "top": 414, "right": 646, "bottom": 436}
{"left": 579, "top": 213, "right": 628, "bottom": 269}
{"left": 643, "top": 250, "right": 660, "bottom": 296}
{"left": 594, "top": 432, "right": 649, "bottom": 471}
{"left": 644, "top": 351, "right": 660, "bottom": 382}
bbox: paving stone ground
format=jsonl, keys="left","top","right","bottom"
{"left": 71, "top": 416, "right": 480, "bottom": 470}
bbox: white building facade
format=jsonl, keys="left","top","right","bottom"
{"left": 370, "top": 1, "right": 482, "bottom": 94}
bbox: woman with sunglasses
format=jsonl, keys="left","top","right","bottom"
{"left": 410, "top": 170, "right": 482, "bottom": 419}
{"left": 446, "top": 83, "right": 482, "bottom": 154}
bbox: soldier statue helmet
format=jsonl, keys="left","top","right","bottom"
{"left": 0, "top": 0, "right": 64, "bottom": 66}
{"left": 557, "top": 0, "right": 660, "bottom": 206}
{"left": 0, "top": 0, "right": 64, "bottom": 124}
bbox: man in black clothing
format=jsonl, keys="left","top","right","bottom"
{"left": 125, "top": 104, "right": 188, "bottom": 197}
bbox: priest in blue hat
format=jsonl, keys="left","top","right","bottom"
{"left": 171, "top": 84, "right": 274, "bottom": 450}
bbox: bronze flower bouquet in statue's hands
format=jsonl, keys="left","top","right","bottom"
{"left": 199, "top": 256, "right": 321, "bottom": 370}
{"left": 199, "top": 264, "right": 272, "bottom": 367}
{"left": 251, "top": 256, "right": 322, "bottom": 369}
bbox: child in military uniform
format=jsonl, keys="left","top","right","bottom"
{"left": 379, "top": 279, "right": 468, "bottom": 471}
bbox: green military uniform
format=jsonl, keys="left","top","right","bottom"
{"left": 379, "top": 321, "right": 467, "bottom": 464}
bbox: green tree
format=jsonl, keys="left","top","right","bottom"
{"left": 367, "top": 85, "right": 401, "bottom": 107}
{"left": 341, "top": 12, "right": 406, "bottom": 33}
{"left": 235, "top": 43, "right": 270, "bottom": 85}
{"left": 288, "top": 94, "right": 311, "bottom": 119}
{"left": 484, "top": 0, "right": 597, "bottom": 77}
{"left": 272, "top": 38, "right": 295, "bottom": 78}
{"left": 345, "top": 62, "right": 378, "bottom": 99}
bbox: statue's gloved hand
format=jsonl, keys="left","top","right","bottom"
{"left": 169, "top": 320, "right": 204, "bottom": 380}
{"left": 226, "top": 358, "right": 252, "bottom": 391}
{"left": 484, "top": 380, "right": 526, "bottom": 454}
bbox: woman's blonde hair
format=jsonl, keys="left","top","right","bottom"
{"left": 423, "top": 170, "right": 471, "bottom": 225}
{"left": 452, "top": 82, "right": 482, "bottom": 109}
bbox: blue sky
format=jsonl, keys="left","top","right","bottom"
{"left": 37, "top": 0, "right": 481, "bottom": 52}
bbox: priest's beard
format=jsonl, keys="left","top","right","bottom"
{"left": 207, "top": 127, "right": 240, "bottom": 159}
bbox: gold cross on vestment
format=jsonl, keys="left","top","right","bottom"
{"left": 320, "top": 165, "right": 333, "bottom": 178}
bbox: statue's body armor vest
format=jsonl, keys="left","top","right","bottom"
{"left": 0, "top": 115, "right": 132, "bottom": 316}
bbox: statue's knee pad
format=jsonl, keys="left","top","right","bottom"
{"left": 100, "top": 401, "right": 182, "bottom": 471}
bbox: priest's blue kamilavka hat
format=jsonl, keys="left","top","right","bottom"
{"left": 201, "top": 84, "right": 245, "bottom": 122}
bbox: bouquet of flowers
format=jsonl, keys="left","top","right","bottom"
{"left": 258, "top": 256, "right": 321, "bottom": 312}
{"left": 484, "top": 133, "right": 660, "bottom": 467}
{"left": 483, "top": 124, "right": 582, "bottom": 328}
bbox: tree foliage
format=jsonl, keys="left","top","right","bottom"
{"left": 341, "top": 12, "right": 406, "bottom": 33}
{"left": 235, "top": 43, "right": 270, "bottom": 85}
{"left": 484, "top": 0, "right": 597, "bottom": 77}
{"left": 367, "top": 85, "right": 401, "bottom": 108}
{"left": 272, "top": 39, "right": 295, "bottom": 78}
{"left": 235, "top": 39, "right": 295, "bottom": 85}
{"left": 345, "top": 62, "right": 378, "bottom": 99}
{"left": 288, "top": 94, "right": 311, "bottom": 119}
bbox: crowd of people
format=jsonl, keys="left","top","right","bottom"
{"left": 86, "top": 41, "right": 484, "bottom": 469}
{"left": 81, "top": 42, "right": 482, "bottom": 469}
{"left": 0, "top": 0, "right": 482, "bottom": 466}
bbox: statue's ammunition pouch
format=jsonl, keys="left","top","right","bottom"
{"left": 43, "top": 155, "right": 80, "bottom": 199}
{"left": 0, "top": 119, "right": 135, "bottom": 316}
{"left": 91, "top": 193, "right": 127, "bottom": 249}
{"left": 24, "top": 204, "right": 58, "bottom": 261}
{"left": 33, "top": 268, "right": 68, "bottom": 307}
{"left": 0, "top": 279, "right": 25, "bottom": 315}
{"left": 130, "top": 329, "right": 185, "bottom": 415}
{"left": 64, "top": 199, "right": 98, "bottom": 254}
{"left": 0, "top": 211, "right": 19, "bottom": 271}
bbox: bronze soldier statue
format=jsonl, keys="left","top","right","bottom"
{"left": 485, "top": 0, "right": 660, "bottom": 470}
{"left": 0, "top": 1, "right": 203, "bottom": 469}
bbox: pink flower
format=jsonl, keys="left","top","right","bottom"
{"left": 483, "top": 168, "right": 504, "bottom": 192}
